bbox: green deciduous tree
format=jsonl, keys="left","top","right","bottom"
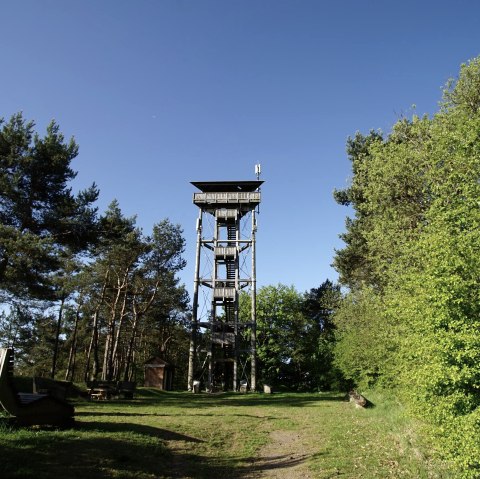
{"left": 255, "top": 284, "right": 304, "bottom": 387}
{"left": 333, "top": 56, "right": 480, "bottom": 477}
{"left": 247, "top": 282, "right": 342, "bottom": 391}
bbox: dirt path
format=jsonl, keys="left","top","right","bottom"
{"left": 246, "top": 430, "right": 314, "bottom": 479}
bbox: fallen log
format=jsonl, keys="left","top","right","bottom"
{"left": 348, "top": 390, "right": 367, "bottom": 408}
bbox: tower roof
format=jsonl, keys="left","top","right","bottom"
{"left": 191, "top": 180, "right": 263, "bottom": 192}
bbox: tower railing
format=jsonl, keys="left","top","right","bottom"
{"left": 193, "top": 192, "right": 261, "bottom": 204}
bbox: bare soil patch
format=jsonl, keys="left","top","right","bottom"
{"left": 246, "top": 430, "right": 314, "bottom": 479}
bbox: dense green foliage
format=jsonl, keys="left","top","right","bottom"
{"left": 0, "top": 113, "right": 99, "bottom": 300}
{"left": 245, "top": 281, "right": 342, "bottom": 391}
{"left": 333, "top": 57, "right": 480, "bottom": 477}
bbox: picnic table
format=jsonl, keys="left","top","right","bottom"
{"left": 86, "top": 380, "right": 136, "bottom": 400}
{"left": 86, "top": 381, "right": 116, "bottom": 400}
{"left": 88, "top": 387, "right": 110, "bottom": 400}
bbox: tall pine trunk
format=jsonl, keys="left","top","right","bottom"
{"left": 65, "top": 300, "right": 82, "bottom": 381}
{"left": 51, "top": 295, "right": 65, "bottom": 379}
{"left": 102, "top": 270, "right": 128, "bottom": 381}
{"left": 123, "top": 301, "right": 139, "bottom": 382}
{"left": 84, "top": 270, "right": 109, "bottom": 382}
{"left": 111, "top": 287, "right": 129, "bottom": 380}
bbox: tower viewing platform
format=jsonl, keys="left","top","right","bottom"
{"left": 191, "top": 181, "right": 263, "bottom": 212}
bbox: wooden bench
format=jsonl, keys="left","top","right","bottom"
{"left": 89, "top": 389, "right": 109, "bottom": 400}
{"left": 0, "top": 348, "right": 74, "bottom": 427}
{"left": 117, "top": 381, "right": 136, "bottom": 399}
{"left": 33, "top": 376, "right": 71, "bottom": 400}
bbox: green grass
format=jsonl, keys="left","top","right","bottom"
{"left": 0, "top": 389, "right": 451, "bottom": 478}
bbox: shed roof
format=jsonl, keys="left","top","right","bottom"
{"left": 144, "top": 357, "right": 171, "bottom": 367}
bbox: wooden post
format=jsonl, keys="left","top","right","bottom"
{"left": 233, "top": 219, "right": 239, "bottom": 392}
{"left": 250, "top": 210, "right": 257, "bottom": 392}
{"left": 187, "top": 210, "right": 202, "bottom": 391}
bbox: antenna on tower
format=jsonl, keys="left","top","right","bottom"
{"left": 254, "top": 164, "right": 262, "bottom": 214}
{"left": 255, "top": 163, "right": 261, "bottom": 180}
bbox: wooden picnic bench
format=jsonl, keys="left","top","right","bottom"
{"left": 0, "top": 348, "right": 74, "bottom": 427}
{"left": 86, "top": 380, "right": 136, "bottom": 400}
{"left": 86, "top": 380, "right": 116, "bottom": 400}
{"left": 117, "top": 381, "right": 136, "bottom": 399}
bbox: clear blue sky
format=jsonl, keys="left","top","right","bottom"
{"left": 2, "top": 1, "right": 480, "bottom": 297}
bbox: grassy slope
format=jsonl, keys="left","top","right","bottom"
{"left": 0, "top": 389, "right": 450, "bottom": 479}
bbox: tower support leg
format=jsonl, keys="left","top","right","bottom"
{"left": 187, "top": 210, "right": 203, "bottom": 391}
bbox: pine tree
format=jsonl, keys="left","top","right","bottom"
{"left": 0, "top": 113, "right": 99, "bottom": 301}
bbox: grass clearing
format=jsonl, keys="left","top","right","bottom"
{"left": 0, "top": 389, "right": 451, "bottom": 478}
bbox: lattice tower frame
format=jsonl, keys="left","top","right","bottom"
{"left": 187, "top": 181, "right": 262, "bottom": 392}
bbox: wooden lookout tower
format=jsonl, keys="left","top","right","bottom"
{"left": 187, "top": 174, "right": 263, "bottom": 392}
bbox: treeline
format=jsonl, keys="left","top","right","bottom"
{"left": 332, "top": 57, "right": 480, "bottom": 477}
{"left": 0, "top": 113, "right": 189, "bottom": 385}
{"left": 0, "top": 112, "right": 343, "bottom": 393}
{"left": 241, "top": 280, "right": 344, "bottom": 391}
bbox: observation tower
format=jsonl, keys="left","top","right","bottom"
{"left": 187, "top": 170, "right": 263, "bottom": 392}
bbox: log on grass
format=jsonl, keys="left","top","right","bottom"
{"left": 348, "top": 390, "right": 367, "bottom": 408}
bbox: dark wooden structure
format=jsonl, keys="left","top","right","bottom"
{"left": 144, "top": 357, "right": 174, "bottom": 390}
{"left": 187, "top": 178, "right": 263, "bottom": 392}
{"left": 117, "top": 381, "right": 136, "bottom": 399}
{"left": 0, "top": 348, "right": 74, "bottom": 426}
{"left": 33, "top": 376, "right": 71, "bottom": 400}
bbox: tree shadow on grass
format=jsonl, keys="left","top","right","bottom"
{"left": 73, "top": 419, "right": 315, "bottom": 479}
{"left": 243, "top": 452, "right": 312, "bottom": 475}
{"left": 76, "top": 410, "right": 279, "bottom": 421}
{"left": 168, "top": 451, "right": 313, "bottom": 479}
{"left": 75, "top": 410, "right": 164, "bottom": 417}
{"left": 0, "top": 418, "right": 313, "bottom": 479}
{"left": 133, "top": 391, "right": 346, "bottom": 410}
{"left": 2, "top": 392, "right": 341, "bottom": 478}
{"left": 77, "top": 420, "right": 204, "bottom": 443}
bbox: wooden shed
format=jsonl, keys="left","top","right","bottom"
{"left": 144, "top": 357, "right": 174, "bottom": 390}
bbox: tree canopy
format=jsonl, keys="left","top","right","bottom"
{"left": 333, "top": 56, "right": 480, "bottom": 477}
{"left": 0, "top": 113, "right": 98, "bottom": 300}
{"left": 242, "top": 281, "right": 342, "bottom": 391}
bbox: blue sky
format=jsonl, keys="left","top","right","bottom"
{"left": 2, "top": 1, "right": 480, "bottom": 297}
